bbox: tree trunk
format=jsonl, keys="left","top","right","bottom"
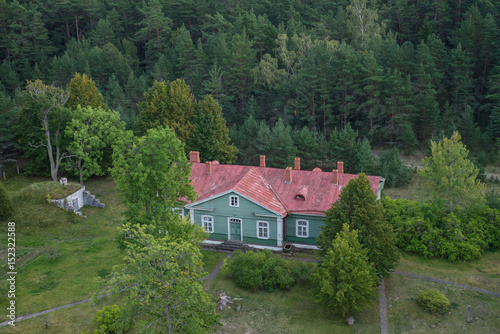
{"left": 43, "top": 115, "right": 58, "bottom": 182}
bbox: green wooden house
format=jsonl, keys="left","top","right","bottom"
{"left": 183, "top": 152, "right": 385, "bottom": 251}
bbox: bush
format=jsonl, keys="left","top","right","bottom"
{"left": 222, "top": 249, "right": 310, "bottom": 291}
{"left": 0, "top": 181, "right": 13, "bottom": 220}
{"left": 417, "top": 289, "right": 450, "bottom": 315}
{"left": 383, "top": 197, "right": 500, "bottom": 260}
{"left": 92, "top": 305, "right": 131, "bottom": 334}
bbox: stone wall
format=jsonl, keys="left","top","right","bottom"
{"left": 51, "top": 186, "right": 104, "bottom": 217}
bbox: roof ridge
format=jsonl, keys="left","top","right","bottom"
{"left": 253, "top": 167, "right": 289, "bottom": 215}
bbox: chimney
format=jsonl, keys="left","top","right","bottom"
{"left": 332, "top": 169, "right": 338, "bottom": 184}
{"left": 189, "top": 151, "right": 200, "bottom": 163}
{"left": 337, "top": 161, "right": 344, "bottom": 174}
{"left": 206, "top": 161, "right": 212, "bottom": 175}
{"left": 294, "top": 157, "right": 300, "bottom": 170}
{"left": 260, "top": 155, "right": 266, "bottom": 168}
{"left": 285, "top": 167, "right": 292, "bottom": 183}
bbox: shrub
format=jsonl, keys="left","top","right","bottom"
{"left": 383, "top": 197, "right": 500, "bottom": 260}
{"left": 222, "top": 249, "right": 310, "bottom": 291}
{"left": 93, "top": 305, "right": 131, "bottom": 334}
{"left": 417, "top": 289, "right": 450, "bottom": 315}
{"left": 0, "top": 181, "right": 13, "bottom": 220}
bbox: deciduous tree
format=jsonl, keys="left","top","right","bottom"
{"left": 65, "top": 106, "right": 124, "bottom": 185}
{"left": 102, "top": 222, "right": 220, "bottom": 334}
{"left": 111, "top": 126, "right": 196, "bottom": 225}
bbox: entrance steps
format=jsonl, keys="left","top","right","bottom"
{"left": 218, "top": 240, "right": 248, "bottom": 251}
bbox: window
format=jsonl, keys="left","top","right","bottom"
{"left": 257, "top": 221, "right": 269, "bottom": 239}
{"left": 229, "top": 195, "right": 239, "bottom": 207}
{"left": 202, "top": 215, "right": 214, "bottom": 233}
{"left": 296, "top": 220, "right": 308, "bottom": 238}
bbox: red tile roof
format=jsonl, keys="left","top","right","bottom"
{"left": 188, "top": 162, "right": 381, "bottom": 217}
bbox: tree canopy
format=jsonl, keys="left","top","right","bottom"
{"left": 419, "top": 131, "right": 485, "bottom": 212}
{"left": 111, "top": 126, "right": 196, "bottom": 225}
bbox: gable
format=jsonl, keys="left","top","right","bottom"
{"left": 186, "top": 190, "right": 282, "bottom": 217}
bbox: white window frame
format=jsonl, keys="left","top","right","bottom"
{"left": 202, "top": 215, "right": 214, "bottom": 233}
{"left": 257, "top": 221, "right": 269, "bottom": 239}
{"left": 229, "top": 195, "right": 239, "bottom": 207}
{"left": 296, "top": 219, "right": 309, "bottom": 238}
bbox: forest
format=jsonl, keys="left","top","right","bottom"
{"left": 1, "top": 0, "right": 500, "bottom": 176}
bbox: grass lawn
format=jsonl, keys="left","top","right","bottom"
{"left": 203, "top": 269, "right": 380, "bottom": 334}
{"left": 201, "top": 250, "right": 228, "bottom": 274}
{"left": 395, "top": 250, "right": 500, "bottom": 293}
{"left": 0, "top": 176, "right": 126, "bottom": 316}
{"left": 385, "top": 274, "right": 500, "bottom": 333}
{"left": 0, "top": 294, "right": 125, "bottom": 334}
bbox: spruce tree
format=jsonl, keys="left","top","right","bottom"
{"left": 318, "top": 173, "right": 399, "bottom": 278}
{"left": 187, "top": 95, "right": 238, "bottom": 164}
{"left": 312, "top": 224, "right": 377, "bottom": 320}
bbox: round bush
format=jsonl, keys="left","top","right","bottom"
{"left": 417, "top": 289, "right": 450, "bottom": 315}
{"left": 0, "top": 182, "right": 13, "bottom": 220}
{"left": 222, "top": 249, "right": 310, "bottom": 291}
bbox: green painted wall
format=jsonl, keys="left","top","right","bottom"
{"left": 187, "top": 192, "right": 280, "bottom": 246}
{"left": 284, "top": 213, "right": 324, "bottom": 244}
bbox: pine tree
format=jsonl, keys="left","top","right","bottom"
{"left": 237, "top": 115, "right": 260, "bottom": 165}
{"left": 295, "top": 127, "right": 319, "bottom": 170}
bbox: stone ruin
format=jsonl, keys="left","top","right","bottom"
{"left": 50, "top": 182, "right": 105, "bottom": 218}
{"left": 217, "top": 293, "right": 243, "bottom": 313}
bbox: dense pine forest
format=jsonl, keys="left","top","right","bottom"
{"left": 1, "top": 0, "right": 500, "bottom": 177}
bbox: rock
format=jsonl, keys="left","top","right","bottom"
{"left": 346, "top": 316, "right": 354, "bottom": 326}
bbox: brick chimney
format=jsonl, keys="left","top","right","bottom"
{"left": 189, "top": 151, "right": 200, "bottom": 163}
{"left": 294, "top": 157, "right": 300, "bottom": 170}
{"left": 206, "top": 161, "right": 212, "bottom": 175}
{"left": 260, "top": 155, "right": 266, "bottom": 167}
{"left": 337, "top": 161, "right": 344, "bottom": 174}
{"left": 332, "top": 169, "right": 338, "bottom": 184}
{"left": 285, "top": 167, "right": 292, "bottom": 183}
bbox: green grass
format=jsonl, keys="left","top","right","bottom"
{"left": 0, "top": 175, "right": 125, "bottom": 316}
{"left": 386, "top": 274, "right": 500, "bottom": 333}
{"left": 0, "top": 294, "right": 126, "bottom": 334}
{"left": 201, "top": 250, "right": 227, "bottom": 274}
{"left": 395, "top": 250, "right": 500, "bottom": 293}
{"left": 203, "top": 267, "right": 379, "bottom": 333}
{"left": 382, "top": 172, "right": 430, "bottom": 202}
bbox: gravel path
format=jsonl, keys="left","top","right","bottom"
{"left": 393, "top": 271, "right": 500, "bottom": 297}
{"left": 379, "top": 279, "right": 388, "bottom": 334}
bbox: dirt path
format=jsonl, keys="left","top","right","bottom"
{"left": 379, "top": 279, "right": 388, "bottom": 334}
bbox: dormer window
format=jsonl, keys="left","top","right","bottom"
{"left": 230, "top": 195, "right": 239, "bottom": 207}
{"left": 295, "top": 186, "right": 308, "bottom": 201}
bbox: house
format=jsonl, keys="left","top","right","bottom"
{"left": 183, "top": 151, "right": 385, "bottom": 251}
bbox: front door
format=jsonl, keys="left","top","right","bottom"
{"left": 229, "top": 218, "right": 241, "bottom": 240}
